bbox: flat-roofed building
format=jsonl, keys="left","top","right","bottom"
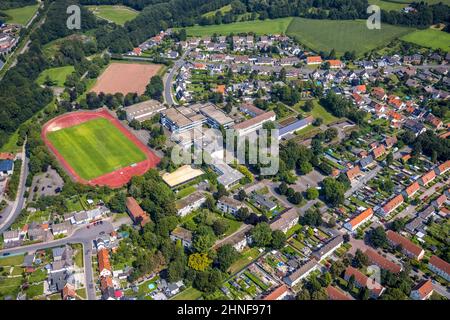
{"left": 161, "top": 108, "right": 206, "bottom": 133}
{"left": 278, "top": 116, "right": 313, "bottom": 140}
{"left": 199, "top": 103, "right": 234, "bottom": 129}
{"left": 175, "top": 192, "right": 206, "bottom": 217}
{"left": 125, "top": 100, "right": 166, "bottom": 122}
{"left": 162, "top": 165, "right": 204, "bottom": 188}
{"left": 217, "top": 196, "right": 244, "bottom": 215}
{"left": 211, "top": 161, "right": 244, "bottom": 189}
{"left": 233, "top": 111, "right": 276, "bottom": 136}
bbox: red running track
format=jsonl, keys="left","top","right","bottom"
{"left": 42, "top": 108, "right": 160, "bottom": 189}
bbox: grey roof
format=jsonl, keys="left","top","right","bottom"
{"left": 270, "top": 207, "right": 299, "bottom": 232}
{"left": 284, "top": 259, "right": 318, "bottom": 284}
{"left": 359, "top": 155, "right": 375, "bottom": 168}
{"left": 252, "top": 194, "right": 276, "bottom": 210}
{"left": 419, "top": 205, "right": 435, "bottom": 219}
{"left": 311, "top": 235, "right": 343, "bottom": 260}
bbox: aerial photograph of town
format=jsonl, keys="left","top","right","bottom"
{"left": 0, "top": 0, "right": 449, "bottom": 309}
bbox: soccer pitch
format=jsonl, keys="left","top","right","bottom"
{"left": 47, "top": 118, "right": 146, "bottom": 180}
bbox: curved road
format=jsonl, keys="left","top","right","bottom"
{"left": 0, "top": 145, "right": 29, "bottom": 234}
{"left": 163, "top": 48, "right": 192, "bottom": 106}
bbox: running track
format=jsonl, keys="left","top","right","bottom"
{"left": 42, "top": 109, "right": 160, "bottom": 188}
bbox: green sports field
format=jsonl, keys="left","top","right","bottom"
{"left": 47, "top": 118, "right": 146, "bottom": 180}
{"left": 401, "top": 28, "right": 450, "bottom": 51}
{"left": 2, "top": 4, "right": 39, "bottom": 25}
{"left": 286, "top": 18, "right": 414, "bottom": 56}
{"left": 182, "top": 17, "right": 293, "bottom": 36}
{"left": 37, "top": 66, "right": 75, "bottom": 87}
{"left": 86, "top": 5, "right": 138, "bottom": 26}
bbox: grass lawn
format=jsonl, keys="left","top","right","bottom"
{"left": 0, "top": 276, "right": 23, "bottom": 298}
{"left": 86, "top": 5, "right": 138, "bottom": 26}
{"left": 401, "top": 28, "right": 450, "bottom": 51}
{"left": 368, "top": 0, "right": 406, "bottom": 11}
{"left": 76, "top": 288, "right": 87, "bottom": 299}
{"left": 202, "top": 4, "right": 232, "bottom": 18}
{"left": 228, "top": 247, "right": 261, "bottom": 274}
{"left": 182, "top": 17, "right": 293, "bottom": 36}
{"left": 26, "top": 283, "right": 44, "bottom": 299}
{"left": 0, "top": 254, "right": 25, "bottom": 267}
{"left": 171, "top": 286, "right": 203, "bottom": 300}
{"left": 176, "top": 185, "right": 196, "bottom": 199}
{"left": 46, "top": 118, "right": 146, "bottom": 180}
{"left": 296, "top": 100, "right": 339, "bottom": 125}
{"left": 2, "top": 4, "right": 39, "bottom": 25}
{"left": 36, "top": 66, "right": 75, "bottom": 87}
{"left": 29, "top": 269, "right": 47, "bottom": 283}
{"left": 73, "top": 244, "right": 84, "bottom": 268}
{"left": 286, "top": 18, "right": 414, "bottom": 56}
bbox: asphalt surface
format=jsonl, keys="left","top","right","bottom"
{"left": 0, "top": 145, "right": 29, "bottom": 234}
{"left": 163, "top": 49, "right": 192, "bottom": 106}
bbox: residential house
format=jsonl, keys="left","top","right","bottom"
{"left": 311, "top": 236, "right": 343, "bottom": 261}
{"left": 326, "top": 285, "right": 354, "bottom": 300}
{"left": 0, "top": 159, "right": 14, "bottom": 176}
{"left": 2, "top": 230, "right": 20, "bottom": 244}
{"left": 97, "top": 248, "right": 112, "bottom": 277}
{"left": 344, "top": 266, "right": 385, "bottom": 298}
{"left": 170, "top": 227, "right": 193, "bottom": 248}
{"left": 262, "top": 285, "right": 289, "bottom": 300}
{"left": 306, "top": 56, "right": 322, "bottom": 65}
{"left": 372, "top": 145, "right": 386, "bottom": 159}
{"left": 175, "top": 192, "right": 206, "bottom": 217}
{"left": 346, "top": 166, "right": 362, "bottom": 182}
{"left": 410, "top": 280, "right": 433, "bottom": 300}
{"left": 435, "top": 160, "right": 450, "bottom": 175}
{"left": 364, "top": 248, "right": 402, "bottom": 273}
{"left": 403, "top": 181, "right": 420, "bottom": 199}
{"left": 386, "top": 230, "right": 425, "bottom": 260}
{"left": 380, "top": 194, "right": 404, "bottom": 216}
{"left": 428, "top": 255, "right": 450, "bottom": 281}
{"left": 344, "top": 208, "right": 374, "bottom": 232}
{"left": 269, "top": 208, "right": 299, "bottom": 234}
{"left": 283, "top": 259, "right": 319, "bottom": 287}
{"left": 62, "top": 283, "right": 77, "bottom": 300}
{"left": 419, "top": 170, "right": 436, "bottom": 186}
{"left": 432, "top": 194, "right": 447, "bottom": 209}
{"left": 217, "top": 196, "right": 244, "bottom": 215}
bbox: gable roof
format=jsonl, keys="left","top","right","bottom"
{"left": 429, "top": 255, "right": 450, "bottom": 276}
{"left": 344, "top": 266, "right": 384, "bottom": 297}
{"left": 347, "top": 208, "right": 373, "bottom": 229}
{"left": 412, "top": 280, "right": 433, "bottom": 299}
{"left": 326, "top": 285, "right": 353, "bottom": 300}
{"left": 97, "top": 248, "right": 111, "bottom": 273}
{"left": 365, "top": 248, "right": 402, "bottom": 273}
{"left": 386, "top": 230, "right": 423, "bottom": 259}
{"left": 404, "top": 181, "right": 420, "bottom": 197}
{"left": 262, "top": 284, "right": 289, "bottom": 300}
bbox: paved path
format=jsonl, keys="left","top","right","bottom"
{"left": 163, "top": 49, "right": 192, "bottom": 106}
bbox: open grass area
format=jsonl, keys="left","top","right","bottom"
{"left": 36, "top": 66, "right": 75, "bottom": 87}
{"left": 228, "top": 247, "right": 261, "bottom": 274}
{"left": 0, "top": 276, "right": 23, "bottom": 298}
{"left": 26, "top": 283, "right": 44, "bottom": 299}
{"left": 0, "top": 254, "right": 24, "bottom": 267}
{"left": 368, "top": 0, "right": 407, "bottom": 11}
{"left": 171, "top": 286, "right": 203, "bottom": 300}
{"left": 47, "top": 118, "right": 146, "bottom": 180}
{"left": 286, "top": 18, "right": 414, "bottom": 56}
{"left": 2, "top": 4, "right": 39, "bottom": 25}
{"left": 183, "top": 17, "right": 293, "bottom": 36}
{"left": 202, "top": 4, "right": 232, "bottom": 18}
{"left": 401, "top": 28, "right": 450, "bottom": 51}
{"left": 86, "top": 5, "right": 138, "bottom": 26}
{"left": 296, "top": 100, "right": 339, "bottom": 125}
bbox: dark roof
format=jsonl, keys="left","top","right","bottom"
{"left": 0, "top": 159, "right": 13, "bottom": 172}
{"left": 279, "top": 116, "right": 313, "bottom": 137}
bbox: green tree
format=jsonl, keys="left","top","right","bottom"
{"left": 271, "top": 230, "right": 286, "bottom": 249}
{"left": 216, "top": 244, "right": 239, "bottom": 272}
{"left": 306, "top": 188, "right": 319, "bottom": 200}
{"left": 251, "top": 222, "right": 272, "bottom": 247}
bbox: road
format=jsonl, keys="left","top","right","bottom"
{"left": 0, "top": 221, "right": 115, "bottom": 300}
{"left": 163, "top": 48, "right": 191, "bottom": 106}
{"left": 0, "top": 144, "right": 29, "bottom": 233}
{"left": 345, "top": 164, "right": 382, "bottom": 198}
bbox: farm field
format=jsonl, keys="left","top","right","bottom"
{"left": 36, "top": 66, "right": 75, "bottom": 87}
{"left": 86, "top": 5, "right": 138, "bottom": 26}
{"left": 2, "top": 4, "right": 39, "bottom": 25}
{"left": 91, "top": 62, "right": 162, "bottom": 95}
{"left": 401, "top": 28, "right": 450, "bottom": 51}
{"left": 183, "top": 17, "right": 293, "bottom": 36}
{"left": 286, "top": 18, "right": 414, "bottom": 56}
{"left": 46, "top": 117, "right": 146, "bottom": 180}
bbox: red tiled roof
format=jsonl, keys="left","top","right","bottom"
{"left": 346, "top": 166, "right": 361, "bottom": 181}
{"left": 386, "top": 230, "right": 424, "bottom": 260}
{"left": 327, "top": 59, "right": 343, "bottom": 67}
{"left": 97, "top": 248, "right": 111, "bottom": 273}
{"left": 437, "top": 160, "right": 450, "bottom": 175}
{"left": 0, "top": 152, "right": 14, "bottom": 160}
{"left": 382, "top": 194, "right": 404, "bottom": 214}
{"left": 365, "top": 248, "right": 402, "bottom": 273}
{"left": 372, "top": 87, "right": 385, "bottom": 99}
{"left": 307, "top": 56, "right": 322, "bottom": 64}
{"left": 421, "top": 170, "right": 436, "bottom": 185}
{"left": 372, "top": 145, "right": 386, "bottom": 158}
{"left": 348, "top": 208, "right": 373, "bottom": 229}
{"left": 326, "top": 285, "right": 353, "bottom": 300}
{"left": 126, "top": 197, "right": 151, "bottom": 227}
{"left": 405, "top": 181, "right": 420, "bottom": 197}
{"left": 412, "top": 280, "right": 433, "bottom": 299}
{"left": 355, "top": 84, "right": 366, "bottom": 93}
{"left": 262, "top": 284, "right": 289, "bottom": 300}
{"left": 100, "top": 276, "right": 113, "bottom": 291}
{"left": 434, "top": 194, "right": 447, "bottom": 207}
{"left": 344, "top": 266, "right": 384, "bottom": 297}
{"left": 429, "top": 255, "right": 450, "bottom": 276}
